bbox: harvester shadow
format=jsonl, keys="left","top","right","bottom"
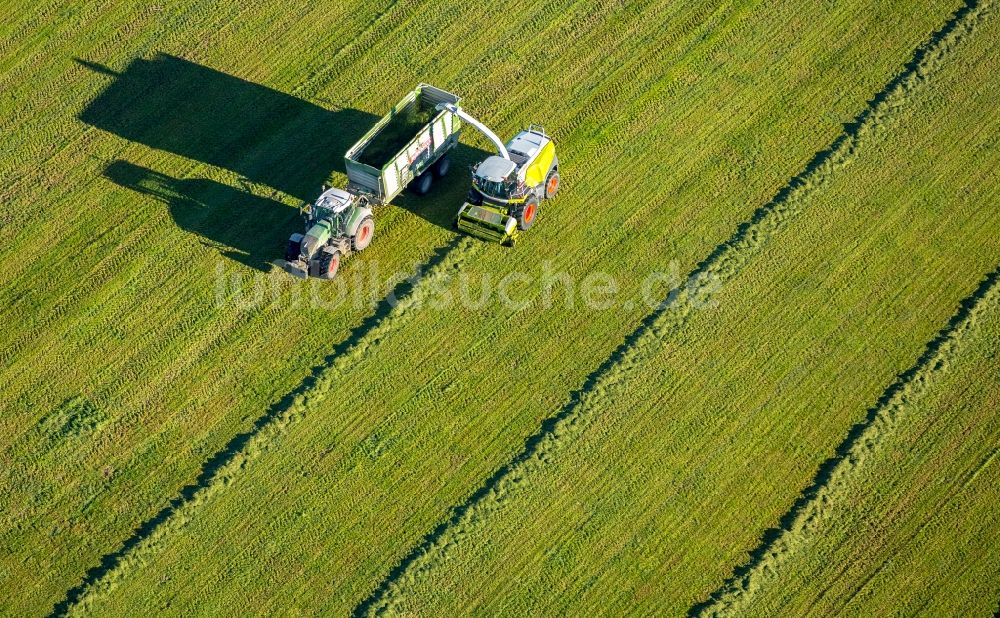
{"left": 687, "top": 263, "right": 1000, "bottom": 616}
{"left": 103, "top": 160, "right": 294, "bottom": 271}
{"left": 392, "top": 142, "right": 493, "bottom": 231}
{"left": 49, "top": 236, "right": 466, "bottom": 618}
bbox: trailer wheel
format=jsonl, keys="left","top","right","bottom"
{"left": 516, "top": 196, "right": 539, "bottom": 231}
{"left": 413, "top": 172, "right": 433, "bottom": 195}
{"left": 318, "top": 250, "right": 341, "bottom": 280}
{"left": 351, "top": 216, "right": 375, "bottom": 252}
{"left": 544, "top": 170, "right": 560, "bottom": 199}
{"left": 433, "top": 155, "right": 451, "bottom": 178}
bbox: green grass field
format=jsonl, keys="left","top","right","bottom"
{"left": 1, "top": 0, "right": 997, "bottom": 615}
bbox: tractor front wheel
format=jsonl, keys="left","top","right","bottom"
{"left": 544, "top": 170, "right": 560, "bottom": 199}
{"left": 318, "top": 250, "right": 341, "bottom": 280}
{"left": 516, "top": 196, "right": 539, "bottom": 231}
{"left": 352, "top": 216, "right": 375, "bottom": 252}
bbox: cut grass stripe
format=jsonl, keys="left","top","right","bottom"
{"left": 50, "top": 237, "right": 477, "bottom": 617}
{"left": 690, "top": 265, "right": 1000, "bottom": 616}
{"left": 352, "top": 1, "right": 991, "bottom": 613}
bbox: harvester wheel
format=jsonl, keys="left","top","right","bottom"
{"left": 517, "top": 196, "right": 539, "bottom": 231}
{"left": 352, "top": 216, "right": 375, "bottom": 252}
{"left": 544, "top": 170, "right": 560, "bottom": 199}
{"left": 318, "top": 250, "right": 341, "bottom": 280}
{"left": 433, "top": 155, "right": 451, "bottom": 178}
{"left": 413, "top": 172, "right": 433, "bottom": 195}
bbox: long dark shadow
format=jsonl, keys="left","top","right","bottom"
{"left": 80, "top": 54, "right": 488, "bottom": 264}
{"left": 103, "top": 159, "right": 296, "bottom": 271}
{"left": 53, "top": 54, "right": 490, "bottom": 616}
{"left": 77, "top": 54, "right": 378, "bottom": 270}
{"left": 79, "top": 53, "right": 376, "bottom": 200}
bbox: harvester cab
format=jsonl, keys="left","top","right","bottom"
{"left": 437, "top": 103, "right": 560, "bottom": 245}
{"left": 282, "top": 187, "right": 375, "bottom": 279}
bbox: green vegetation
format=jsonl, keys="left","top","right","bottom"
{"left": 742, "top": 287, "right": 1000, "bottom": 616}
{"left": 0, "top": 0, "right": 996, "bottom": 616}
{"left": 347, "top": 5, "right": 1000, "bottom": 614}
{"left": 356, "top": 103, "right": 436, "bottom": 168}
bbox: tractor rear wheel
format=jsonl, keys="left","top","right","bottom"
{"left": 352, "top": 216, "right": 374, "bottom": 252}
{"left": 413, "top": 171, "right": 433, "bottom": 195}
{"left": 516, "top": 196, "right": 539, "bottom": 231}
{"left": 544, "top": 170, "right": 560, "bottom": 199}
{"left": 318, "top": 250, "right": 341, "bottom": 280}
{"left": 433, "top": 155, "right": 451, "bottom": 178}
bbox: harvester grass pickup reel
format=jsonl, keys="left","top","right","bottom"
{"left": 438, "top": 103, "right": 560, "bottom": 246}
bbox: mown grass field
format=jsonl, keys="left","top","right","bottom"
{"left": 0, "top": 0, "right": 996, "bottom": 615}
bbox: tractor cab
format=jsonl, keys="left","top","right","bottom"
{"left": 308, "top": 187, "right": 355, "bottom": 232}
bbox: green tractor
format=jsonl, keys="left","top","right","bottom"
{"left": 284, "top": 187, "right": 375, "bottom": 279}
{"left": 438, "top": 103, "right": 560, "bottom": 245}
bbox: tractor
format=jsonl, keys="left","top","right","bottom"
{"left": 283, "top": 187, "right": 374, "bottom": 279}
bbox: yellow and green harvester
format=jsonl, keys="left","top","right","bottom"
{"left": 438, "top": 103, "right": 560, "bottom": 245}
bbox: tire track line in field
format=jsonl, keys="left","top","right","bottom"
{"left": 50, "top": 237, "right": 478, "bottom": 617}
{"left": 352, "top": 1, "right": 990, "bottom": 613}
{"left": 830, "top": 439, "right": 999, "bottom": 612}
{"left": 691, "top": 265, "right": 1000, "bottom": 617}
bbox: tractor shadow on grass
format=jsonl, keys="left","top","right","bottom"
{"left": 78, "top": 54, "right": 487, "bottom": 266}
{"left": 102, "top": 160, "right": 296, "bottom": 271}
{"left": 77, "top": 53, "right": 378, "bottom": 270}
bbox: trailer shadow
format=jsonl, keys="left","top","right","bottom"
{"left": 77, "top": 53, "right": 379, "bottom": 269}
{"left": 78, "top": 53, "right": 377, "bottom": 200}
{"left": 79, "top": 53, "right": 490, "bottom": 266}
{"left": 392, "top": 142, "right": 493, "bottom": 231}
